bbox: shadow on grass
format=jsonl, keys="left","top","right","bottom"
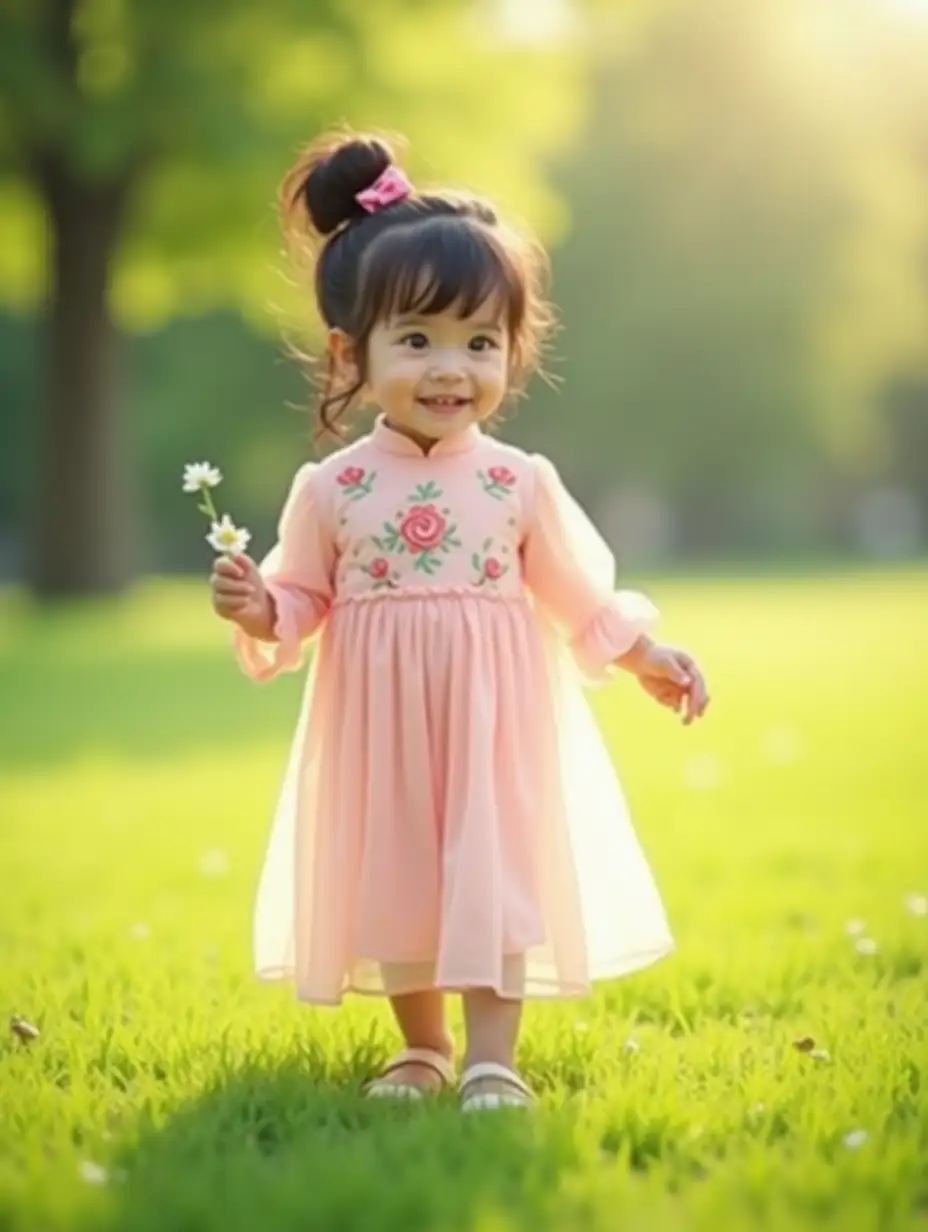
{"left": 81, "top": 1055, "right": 579, "bottom": 1232}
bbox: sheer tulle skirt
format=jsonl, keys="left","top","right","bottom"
{"left": 247, "top": 592, "right": 673, "bottom": 1004}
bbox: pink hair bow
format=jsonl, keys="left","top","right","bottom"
{"left": 355, "top": 165, "right": 412, "bottom": 215}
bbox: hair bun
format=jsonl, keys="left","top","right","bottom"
{"left": 302, "top": 135, "right": 394, "bottom": 236}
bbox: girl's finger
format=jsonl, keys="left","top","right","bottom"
{"left": 683, "top": 674, "right": 708, "bottom": 725}
{"left": 214, "top": 594, "right": 248, "bottom": 612}
{"left": 213, "top": 580, "right": 255, "bottom": 599}
{"left": 232, "top": 553, "right": 259, "bottom": 578}
{"left": 213, "top": 558, "right": 244, "bottom": 580}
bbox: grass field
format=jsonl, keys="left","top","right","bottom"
{"left": 0, "top": 569, "right": 926, "bottom": 1232}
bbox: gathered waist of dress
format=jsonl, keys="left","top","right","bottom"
{"left": 330, "top": 585, "right": 531, "bottom": 610}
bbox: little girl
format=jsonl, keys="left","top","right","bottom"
{"left": 210, "top": 131, "right": 709, "bottom": 1111}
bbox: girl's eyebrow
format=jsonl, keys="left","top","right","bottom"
{"left": 391, "top": 314, "right": 503, "bottom": 332}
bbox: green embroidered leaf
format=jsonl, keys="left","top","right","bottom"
{"left": 413, "top": 481, "right": 442, "bottom": 501}
{"left": 372, "top": 536, "right": 384, "bottom": 550}
{"left": 483, "top": 538, "right": 493, "bottom": 551}
{"left": 471, "top": 553, "right": 481, "bottom": 571}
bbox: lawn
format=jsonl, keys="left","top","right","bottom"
{"left": 0, "top": 569, "right": 925, "bottom": 1232}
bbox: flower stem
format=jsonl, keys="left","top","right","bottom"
{"left": 200, "top": 490, "right": 219, "bottom": 521}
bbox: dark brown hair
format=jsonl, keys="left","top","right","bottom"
{"left": 279, "top": 129, "right": 554, "bottom": 440}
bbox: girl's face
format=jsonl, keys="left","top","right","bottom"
{"left": 334, "top": 298, "right": 510, "bottom": 449}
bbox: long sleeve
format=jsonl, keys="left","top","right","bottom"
{"left": 522, "top": 455, "right": 658, "bottom": 684}
{"left": 235, "top": 463, "right": 336, "bottom": 681}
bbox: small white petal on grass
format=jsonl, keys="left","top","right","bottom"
{"left": 206, "top": 515, "right": 251, "bottom": 556}
{"left": 182, "top": 462, "right": 222, "bottom": 492}
{"left": 79, "top": 1161, "right": 109, "bottom": 1185}
{"left": 749, "top": 1102, "right": 766, "bottom": 1117}
{"left": 199, "top": 849, "right": 230, "bottom": 877}
{"left": 904, "top": 894, "right": 928, "bottom": 917}
{"left": 855, "top": 937, "right": 878, "bottom": 955}
{"left": 844, "top": 918, "right": 866, "bottom": 936}
{"left": 129, "top": 922, "right": 150, "bottom": 941}
{"left": 809, "top": 1048, "right": 831, "bottom": 1062}
{"left": 762, "top": 725, "right": 801, "bottom": 765}
{"left": 623, "top": 1037, "right": 640, "bottom": 1053}
{"left": 684, "top": 754, "right": 720, "bottom": 791}
{"left": 842, "top": 1129, "right": 868, "bottom": 1149}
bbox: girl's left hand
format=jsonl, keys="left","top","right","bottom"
{"left": 620, "top": 640, "right": 710, "bottom": 725}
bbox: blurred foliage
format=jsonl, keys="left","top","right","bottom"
{"left": 0, "top": 0, "right": 584, "bottom": 331}
{"left": 511, "top": 0, "right": 928, "bottom": 554}
{"left": 1, "top": 0, "right": 928, "bottom": 572}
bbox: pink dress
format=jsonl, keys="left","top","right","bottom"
{"left": 235, "top": 416, "right": 674, "bottom": 1004}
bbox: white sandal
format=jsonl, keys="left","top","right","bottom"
{"left": 459, "top": 1061, "right": 534, "bottom": 1112}
{"left": 364, "top": 1047, "right": 456, "bottom": 1100}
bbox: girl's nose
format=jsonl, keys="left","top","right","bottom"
{"left": 428, "top": 349, "right": 466, "bottom": 379}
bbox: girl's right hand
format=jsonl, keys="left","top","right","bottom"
{"left": 210, "top": 554, "right": 275, "bottom": 638}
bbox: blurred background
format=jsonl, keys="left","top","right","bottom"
{"left": 2, "top": 0, "right": 927, "bottom": 596}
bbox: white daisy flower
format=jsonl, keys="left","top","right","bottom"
{"left": 623, "top": 1036, "right": 640, "bottom": 1053}
{"left": 904, "top": 894, "right": 927, "bottom": 917}
{"left": 199, "top": 848, "right": 230, "bottom": 877}
{"left": 182, "top": 462, "right": 222, "bottom": 493}
{"left": 79, "top": 1161, "right": 109, "bottom": 1185}
{"left": 809, "top": 1048, "right": 831, "bottom": 1062}
{"left": 844, "top": 918, "right": 866, "bottom": 936}
{"left": 855, "top": 937, "right": 878, "bottom": 955}
{"left": 842, "top": 1129, "right": 868, "bottom": 1149}
{"left": 206, "top": 515, "right": 251, "bottom": 557}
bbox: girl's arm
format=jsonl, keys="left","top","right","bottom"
{"left": 234, "top": 463, "right": 336, "bottom": 681}
{"left": 521, "top": 454, "right": 659, "bottom": 684}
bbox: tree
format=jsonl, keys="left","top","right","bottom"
{"left": 520, "top": 0, "right": 928, "bottom": 554}
{"left": 0, "top": 0, "right": 584, "bottom": 596}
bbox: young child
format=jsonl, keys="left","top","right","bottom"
{"left": 210, "top": 131, "right": 709, "bottom": 1111}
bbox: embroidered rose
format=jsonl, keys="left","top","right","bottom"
{"left": 336, "top": 466, "right": 376, "bottom": 501}
{"left": 478, "top": 466, "right": 518, "bottom": 501}
{"left": 368, "top": 557, "right": 389, "bottom": 579}
{"left": 373, "top": 486, "right": 461, "bottom": 576}
{"left": 399, "top": 504, "right": 447, "bottom": 553}
{"left": 488, "top": 466, "right": 516, "bottom": 487}
{"left": 338, "top": 467, "right": 365, "bottom": 486}
{"left": 472, "top": 538, "right": 510, "bottom": 586}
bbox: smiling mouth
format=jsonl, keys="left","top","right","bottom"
{"left": 417, "top": 395, "right": 472, "bottom": 413}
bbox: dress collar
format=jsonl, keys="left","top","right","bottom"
{"left": 371, "top": 414, "right": 482, "bottom": 458}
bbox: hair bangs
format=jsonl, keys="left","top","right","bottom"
{"left": 355, "top": 216, "right": 524, "bottom": 333}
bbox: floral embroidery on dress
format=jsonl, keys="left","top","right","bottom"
{"left": 370, "top": 482, "right": 463, "bottom": 577}
{"left": 359, "top": 555, "right": 400, "bottom": 590}
{"left": 477, "top": 465, "right": 517, "bottom": 501}
{"left": 336, "top": 466, "right": 376, "bottom": 501}
{"left": 471, "top": 538, "right": 511, "bottom": 587}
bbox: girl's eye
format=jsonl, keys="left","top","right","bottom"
{"left": 469, "top": 335, "right": 499, "bottom": 352}
{"left": 399, "top": 332, "right": 429, "bottom": 350}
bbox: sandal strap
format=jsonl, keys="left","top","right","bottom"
{"left": 380, "top": 1047, "right": 455, "bottom": 1087}
{"left": 460, "top": 1061, "right": 531, "bottom": 1098}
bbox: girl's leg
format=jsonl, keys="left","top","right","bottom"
{"left": 460, "top": 987, "right": 528, "bottom": 1101}
{"left": 367, "top": 990, "right": 455, "bottom": 1094}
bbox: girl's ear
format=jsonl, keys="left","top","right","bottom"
{"left": 327, "top": 328, "right": 360, "bottom": 386}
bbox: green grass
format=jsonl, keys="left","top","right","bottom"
{"left": 0, "top": 569, "right": 926, "bottom": 1232}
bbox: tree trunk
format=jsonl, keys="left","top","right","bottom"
{"left": 29, "top": 165, "right": 133, "bottom": 598}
